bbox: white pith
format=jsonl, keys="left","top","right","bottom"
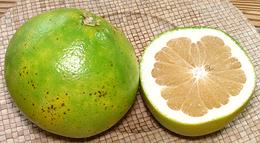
{"left": 192, "top": 66, "right": 207, "bottom": 80}
{"left": 140, "top": 28, "right": 255, "bottom": 124}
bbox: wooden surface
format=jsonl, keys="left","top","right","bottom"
{"left": 231, "top": 0, "right": 260, "bottom": 29}
{"left": 0, "top": 0, "right": 16, "bottom": 16}
{"left": 0, "top": 0, "right": 258, "bottom": 30}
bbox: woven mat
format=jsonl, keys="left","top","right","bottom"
{"left": 0, "top": 0, "right": 259, "bottom": 142}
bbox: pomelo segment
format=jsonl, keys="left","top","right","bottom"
{"left": 140, "top": 27, "right": 256, "bottom": 136}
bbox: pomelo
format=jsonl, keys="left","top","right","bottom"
{"left": 140, "top": 27, "right": 256, "bottom": 136}
{"left": 4, "top": 8, "right": 139, "bottom": 138}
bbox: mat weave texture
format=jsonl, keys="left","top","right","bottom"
{"left": 0, "top": 0, "right": 259, "bottom": 142}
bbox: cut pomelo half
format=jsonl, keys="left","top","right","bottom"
{"left": 140, "top": 27, "right": 256, "bottom": 136}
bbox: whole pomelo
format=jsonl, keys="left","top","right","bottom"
{"left": 4, "top": 8, "right": 139, "bottom": 138}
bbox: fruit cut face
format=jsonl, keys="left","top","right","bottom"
{"left": 152, "top": 36, "right": 246, "bottom": 117}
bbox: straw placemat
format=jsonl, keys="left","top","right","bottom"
{"left": 0, "top": 0, "right": 259, "bottom": 142}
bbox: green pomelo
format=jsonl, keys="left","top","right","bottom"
{"left": 4, "top": 8, "right": 139, "bottom": 138}
{"left": 140, "top": 27, "right": 256, "bottom": 136}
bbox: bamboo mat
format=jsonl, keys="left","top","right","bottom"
{"left": 0, "top": 0, "right": 259, "bottom": 142}
{"left": 0, "top": 0, "right": 259, "bottom": 29}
